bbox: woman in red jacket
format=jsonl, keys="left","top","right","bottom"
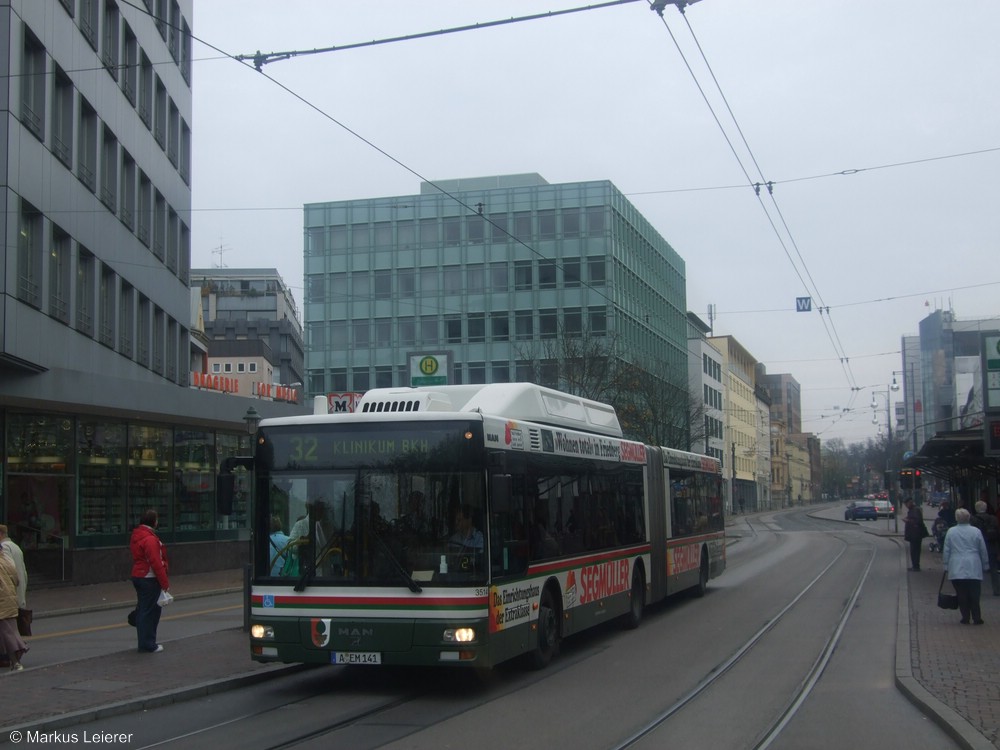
{"left": 130, "top": 509, "right": 170, "bottom": 653}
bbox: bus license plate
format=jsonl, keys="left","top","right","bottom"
{"left": 331, "top": 651, "right": 381, "bottom": 665}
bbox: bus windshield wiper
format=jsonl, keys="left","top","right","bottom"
{"left": 369, "top": 525, "right": 422, "bottom": 593}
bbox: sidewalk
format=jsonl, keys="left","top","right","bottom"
{"left": 886, "top": 529, "right": 999, "bottom": 750}
{"left": 1, "top": 569, "right": 303, "bottom": 734}
{"left": 2, "top": 525, "right": 999, "bottom": 748}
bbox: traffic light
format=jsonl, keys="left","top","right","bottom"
{"left": 899, "top": 468, "right": 913, "bottom": 490}
{"left": 914, "top": 469, "right": 922, "bottom": 490}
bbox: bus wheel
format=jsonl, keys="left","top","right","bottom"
{"left": 694, "top": 551, "right": 709, "bottom": 598}
{"left": 623, "top": 566, "right": 644, "bottom": 630}
{"left": 531, "top": 589, "right": 560, "bottom": 669}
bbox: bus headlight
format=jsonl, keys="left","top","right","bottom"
{"left": 444, "top": 627, "right": 476, "bottom": 643}
{"left": 250, "top": 624, "right": 275, "bottom": 640}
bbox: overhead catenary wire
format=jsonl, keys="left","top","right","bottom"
{"left": 114, "top": 0, "right": 992, "bottom": 420}
{"left": 89, "top": 0, "right": 669, "bottom": 342}
{"left": 116, "top": 0, "right": 998, "bottom": 332}
{"left": 234, "top": 0, "right": 646, "bottom": 70}
{"left": 649, "top": 2, "right": 861, "bottom": 391}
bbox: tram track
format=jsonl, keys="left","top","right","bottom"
{"left": 611, "top": 532, "right": 878, "bottom": 750}
{"left": 127, "top": 511, "right": 882, "bottom": 749}
{"left": 135, "top": 684, "right": 422, "bottom": 750}
{"left": 159, "top": 533, "right": 878, "bottom": 750}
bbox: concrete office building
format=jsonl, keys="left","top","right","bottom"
{"left": 302, "top": 174, "right": 690, "bottom": 439}
{"left": 0, "top": 1, "right": 301, "bottom": 584}
{"left": 190, "top": 267, "right": 305, "bottom": 393}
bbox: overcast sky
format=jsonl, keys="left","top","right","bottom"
{"left": 188, "top": 0, "right": 1000, "bottom": 446}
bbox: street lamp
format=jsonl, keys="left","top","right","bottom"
{"left": 243, "top": 406, "right": 261, "bottom": 436}
{"left": 238, "top": 405, "right": 260, "bottom": 632}
{"left": 870, "top": 376, "right": 900, "bottom": 531}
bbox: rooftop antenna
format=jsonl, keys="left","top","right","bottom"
{"left": 707, "top": 303, "right": 716, "bottom": 334}
{"left": 212, "top": 241, "right": 229, "bottom": 268}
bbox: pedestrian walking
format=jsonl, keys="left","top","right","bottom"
{"left": 130, "top": 509, "right": 170, "bottom": 653}
{"left": 942, "top": 507, "right": 990, "bottom": 625}
{"left": 0, "top": 549, "right": 28, "bottom": 671}
{"left": 970, "top": 500, "right": 1000, "bottom": 596}
{"left": 903, "top": 499, "right": 928, "bottom": 571}
{"left": 0, "top": 524, "right": 27, "bottom": 610}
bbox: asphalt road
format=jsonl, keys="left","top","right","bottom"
{"left": 39, "top": 505, "right": 961, "bottom": 749}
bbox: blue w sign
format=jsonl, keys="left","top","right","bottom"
{"left": 796, "top": 297, "right": 812, "bottom": 312}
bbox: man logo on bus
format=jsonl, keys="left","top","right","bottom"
{"left": 311, "top": 618, "right": 331, "bottom": 648}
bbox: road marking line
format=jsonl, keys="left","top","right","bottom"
{"left": 27, "top": 604, "right": 242, "bottom": 640}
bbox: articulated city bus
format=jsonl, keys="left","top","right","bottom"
{"left": 248, "top": 383, "right": 725, "bottom": 669}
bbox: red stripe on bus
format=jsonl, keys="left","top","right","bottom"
{"left": 252, "top": 594, "right": 488, "bottom": 608}
{"left": 526, "top": 543, "right": 651, "bottom": 575}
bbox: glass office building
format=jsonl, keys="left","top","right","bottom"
{"left": 303, "top": 174, "right": 688, "bottom": 410}
{"left": 0, "top": 1, "right": 304, "bottom": 584}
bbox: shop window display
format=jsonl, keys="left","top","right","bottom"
{"left": 174, "top": 430, "right": 214, "bottom": 530}
{"left": 127, "top": 423, "right": 172, "bottom": 530}
{"left": 5, "top": 413, "right": 73, "bottom": 550}
{"left": 77, "top": 420, "right": 126, "bottom": 536}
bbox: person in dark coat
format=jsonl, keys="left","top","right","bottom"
{"left": 903, "top": 499, "right": 926, "bottom": 571}
{"left": 971, "top": 501, "right": 1000, "bottom": 596}
{"left": 937, "top": 499, "right": 956, "bottom": 530}
{"left": 130, "top": 509, "right": 170, "bottom": 653}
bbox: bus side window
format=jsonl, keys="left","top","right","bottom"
{"left": 490, "top": 474, "right": 529, "bottom": 577}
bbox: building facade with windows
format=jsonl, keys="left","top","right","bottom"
{"left": 687, "top": 313, "right": 725, "bottom": 464}
{"left": 906, "top": 309, "right": 1000, "bottom": 452}
{"left": 302, "top": 174, "right": 690, "bottom": 431}
{"left": 190, "top": 267, "right": 305, "bottom": 392}
{"left": 0, "top": 1, "right": 303, "bottom": 584}
{"left": 707, "top": 335, "right": 763, "bottom": 514}
{"left": 758, "top": 371, "right": 802, "bottom": 435}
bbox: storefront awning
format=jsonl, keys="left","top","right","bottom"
{"left": 903, "top": 428, "right": 1000, "bottom": 481}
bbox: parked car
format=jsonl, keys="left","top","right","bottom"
{"left": 873, "top": 500, "right": 895, "bottom": 518}
{"left": 845, "top": 500, "right": 878, "bottom": 521}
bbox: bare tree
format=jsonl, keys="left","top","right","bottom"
{"left": 615, "top": 361, "right": 706, "bottom": 449}
{"left": 513, "top": 328, "right": 701, "bottom": 448}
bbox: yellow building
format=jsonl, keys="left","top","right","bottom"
{"left": 708, "top": 336, "right": 761, "bottom": 514}
{"left": 787, "top": 435, "right": 813, "bottom": 505}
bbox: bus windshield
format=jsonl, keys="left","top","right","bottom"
{"left": 258, "top": 421, "right": 487, "bottom": 588}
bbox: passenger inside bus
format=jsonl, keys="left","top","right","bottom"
{"left": 449, "top": 504, "right": 483, "bottom": 551}
{"left": 529, "top": 502, "right": 559, "bottom": 559}
{"left": 399, "top": 490, "right": 435, "bottom": 539}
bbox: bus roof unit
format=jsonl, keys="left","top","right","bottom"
{"left": 356, "top": 383, "right": 623, "bottom": 438}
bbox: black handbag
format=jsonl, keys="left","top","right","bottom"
{"left": 16, "top": 607, "right": 32, "bottom": 637}
{"left": 936, "top": 572, "right": 959, "bottom": 610}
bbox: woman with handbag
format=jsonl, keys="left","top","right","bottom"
{"left": 0, "top": 549, "right": 28, "bottom": 671}
{"left": 130, "top": 509, "right": 170, "bottom": 653}
{"left": 942, "top": 507, "right": 990, "bottom": 625}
